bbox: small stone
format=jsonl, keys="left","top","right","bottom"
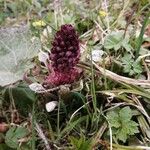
{"left": 45, "top": 101, "right": 58, "bottom": 112}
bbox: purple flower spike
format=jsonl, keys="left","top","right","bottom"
{"left": 46, "top": 24, "right": 82, "bottom": 86}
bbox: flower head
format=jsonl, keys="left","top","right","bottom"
{"left": 46, "top": 24, "right": 81, "bottom": 86}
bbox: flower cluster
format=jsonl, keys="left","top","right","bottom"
{"left": 46, "top": 24, "right": 81, "bottom": 86}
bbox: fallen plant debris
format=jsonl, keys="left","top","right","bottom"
{"left": 0, "top": 123, "right": 9, "bottom": 133}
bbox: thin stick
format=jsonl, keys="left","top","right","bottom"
{"left": 35, "top": 122, "right": 51, "bottom": 150}
{"left": 78, "top": 61, "right": 150, "bottom": 87}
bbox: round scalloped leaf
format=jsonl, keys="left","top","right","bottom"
{"left": 0, "top": 25, "right": 41, "bottom": 87}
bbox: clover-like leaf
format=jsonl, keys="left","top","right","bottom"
{"left": 0, "top": 25, "right": 41, "bottom": 87}
{"left": 106, "top": 106, "right": 139, "bottom": 143}
{"left": 104, "top": 31, "right": 124, "bottom": 51}
{"left": 107, "top": 110, "right": 120, "bottom": 128}
{"left": 121, "top": 54, "right": 142, "bottom": 76}
{"left": 119, "top": 106, "right": 132, "bottom": 123}
{"left": 104, "top": 31, "right": 132, "bottom": 52}
{"left": 5, "top": 126, "right": 29, "bottom": 149}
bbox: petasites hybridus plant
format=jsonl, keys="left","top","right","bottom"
{"left": 46, "top": 24, "right": 82, "bottom": 86}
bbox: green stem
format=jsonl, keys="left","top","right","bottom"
{"left": 31, "top": 102, "right": 35, "bottom": 150}
{"left": 90, "top": 46, "right": 97, "bottom": 116}
{"left": 57, "top": 99, "right": 61, "bottom": 139}
{"left": 112, "top": 143, "right": 150, "bottom": 150}
{"left": 135, "top": 12, "right": 150, "bottom": 59}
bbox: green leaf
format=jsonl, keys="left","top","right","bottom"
{"left": 104, "top": 31, "right": 124, "bottom": 50}
{"left": 119, "top": 106, "right": 132, "bottom": 123}
{"left": 121, "top": 54, "right": 132, "bottom": 64}
{"left": 60, "top": 116, "right": 87, "bottom": 137}
{"left": 107, "top": 110, "right": 120, "bottom": 128}
{"left": 5, "top": 126, "right": 29, "bottom": 149}
{"left": 63, "top": 14, "right": 76, "bottom": 24}
{"left": 70, "top": 135, "right": 93, "bottom": 150}
{"left": 0, "top": 25, "right": 41, "bottom": 86}
{"left": 121, "top": 54, "right": 142, "bottom": 76}
{"left": 106, "top": 107, "right": 139, "bottom": 143}
{"left": 132, "top": 62, "right": 142, "bottom": 74}
{"left": 123, "top": 64, "right": 131, "bottom": 73}
{"left": 0, "top": 144, "right": 14, "bottom": 150}
{"left": 116, "top": 127, "right": 128, "bottom": 143}
{"left": 122, "top": 41, "right": 132, "bottom": 52}
{"left": 116, "top": 120, "right": 139, "bottom": 143}
{"left": 127, "top": 121, "right": 139, "bottom": 135}
{"left": 4, "top": 83, "right": 36, "bottom": 115}
{"left": 104, "top": 31, "right": 132, "bottom": 52}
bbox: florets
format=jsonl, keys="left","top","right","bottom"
{"left": 46, "top": 24, "right": 81, "bottom": 86}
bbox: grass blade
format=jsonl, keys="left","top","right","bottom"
{"left": 135, "top": 12, "right": 150, "bottom": 59}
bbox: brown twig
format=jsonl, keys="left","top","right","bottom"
{"left": 35, "top": 122, "right": 51, "bottom": 150}
{"left": 78, "top": 61, "right": 150, "bottom": 87}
